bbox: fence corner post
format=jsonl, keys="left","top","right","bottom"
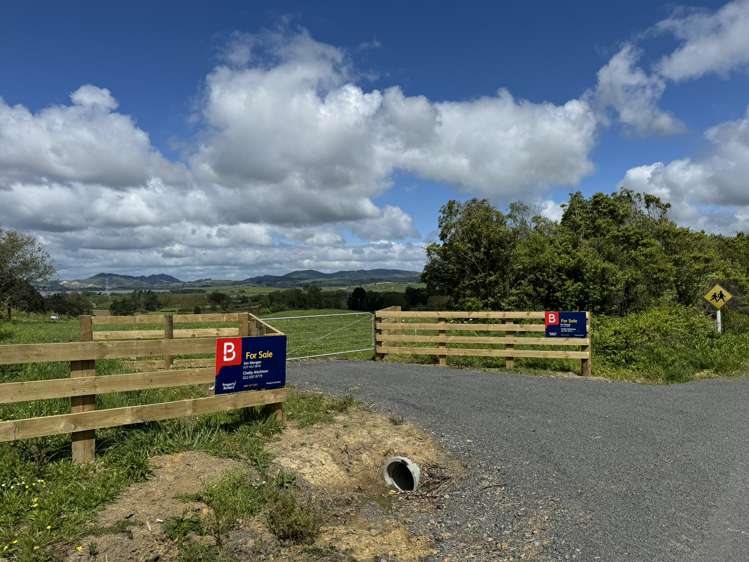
{"left": 71, "top": 314, "right": 96, "bottom": 464}
{"left": 239, "top": 312, "right": 251, "bottom": 337}
{"left": 163, "top": 314, "right": 174, "bottom": 369}
{"left": 580, "top": 311, "right": 592, "bottom": 376}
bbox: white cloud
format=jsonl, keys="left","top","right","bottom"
{"left": 656, "top": 0, "right": 749, "bottom": 81}
{"left": 590, "top": 45, "right": 684, "bottom": 136}
{"left": 539, "top": 200, "right": 564, "bottom": 222}
{"left": 346, "top": 205, "right": 418, "bottom": 241}
{"left": 621, "top": 105, "right": 749, "bottom": 233}
{"left": 0, "top": 86, "right": 183, "bottom": 188}
{"left": 390, "top": 88, "right": 597, "bottom": 197}
{"left": 0, "top": 28, "right": 602, "bottom": 277}
{"left": 69, "top": 85, "right": 119, "bottom": 110}
{"left": 589, "top": 1, "right": 749, "bottom": 136}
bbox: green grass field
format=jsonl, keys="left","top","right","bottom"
{"left": 261, "top": 310, "right": 373, "bottom": 360}
{"left": 0, "top": 310, "right": 375, "bottom": 360}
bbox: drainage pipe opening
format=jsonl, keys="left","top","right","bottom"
{"left": 383, "top": 456, "right": 420, "bottom": 492}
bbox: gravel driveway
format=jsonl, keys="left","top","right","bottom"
{"left": 289, "top": 361, "right": 749, "bottom": 561}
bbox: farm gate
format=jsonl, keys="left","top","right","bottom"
{"left": 262, "top": 311, "right": 374, "bottom": 360}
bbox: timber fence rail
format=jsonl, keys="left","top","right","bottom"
{"left": 375, "top": 307, "right": 592, "bottom": 375}
{"left": 0, "top": 312, "right": 286, "bottom": 463}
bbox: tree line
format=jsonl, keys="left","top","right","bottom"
{"left": 423, "top": 190, "right": 749, "bottom": 315}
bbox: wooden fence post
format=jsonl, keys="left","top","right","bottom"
{"left": 244, "top": 313, "right": 282, "bottom": 422}
{"left": 258, "top": 312, "right": 283, "bottom": 424}
{"left": 580, "top": 311, "right": 592, "bottom": 376}
{"left": 437, "top": 313, "right": 447, "bottom": 367}
{"left": 163, "top": 314, "right": 174, "bottom": 369}
{"left": 504, "top": 319, "right": 514, "bottom": 370}
{"left": 374, "top": 310, "right": 384, "bottom": 361}
{"left": 239, "top": 312, "right": 250, "bottom": 337}
{"left": 375, "top": 306, "right": 400, "bottom": 361}
{"left": 71, "top": 315, "right": 96, "bottom": 464}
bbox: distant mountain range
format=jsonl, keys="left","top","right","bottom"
{"left": 244, "top": 269, "right": 421, "bottom": 288}
{"left": 49, "top": 269, "right": 420, "bottom": 290}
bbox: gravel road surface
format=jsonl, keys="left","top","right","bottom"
{"left": 289, "top": 361, "right": 749, "bottom": 561}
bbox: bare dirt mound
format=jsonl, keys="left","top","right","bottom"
{"left": 64, "top": 407, "right": 457, "bottom": 561}
{"left": 264, "top": 408, "right": 458, "bottom": 561}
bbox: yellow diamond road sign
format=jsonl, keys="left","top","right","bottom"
{"left": 705, "top": 284, "right": 732, "bottom": 309}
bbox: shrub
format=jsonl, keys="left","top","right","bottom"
{"left": 594, "top": 305, "right": 749, "bottom": 382}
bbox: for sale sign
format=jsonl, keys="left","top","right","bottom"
{"left": 544, "top": 311, "right": 587, "bottom": 338}
{"left": 215, "top": 336, "right": 287, "bottom": 394}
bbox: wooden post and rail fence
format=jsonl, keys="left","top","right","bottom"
{"left": 375, "top": 307, "right": 592, "bottom": 376}
{"left": 0, "top": 312, "right": 285, "bottom": 464}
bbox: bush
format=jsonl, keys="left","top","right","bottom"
{"left": 594, "top": 305, "right": 749, "bottom": 382}
{"left": 45, "top": 292, "right": 93, "bottom": 316}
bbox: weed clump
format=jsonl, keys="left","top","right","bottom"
{"left": 266, "top": 490, "right": 322, "bottom": 545}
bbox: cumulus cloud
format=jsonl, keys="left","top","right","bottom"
{"left": 621, "top": 105, "right": 749, "bottom": 233}
{"left": 589, "top": 1, "right": 749, "bottom": 136}
{"left": 346, "top": 205, "right": 418, "bottom": 241}
{"left": 392, "top": 89, "right": 596, "bottom": 197}
{"left": 590, "top": 45, "right": 684, "bottom": 136}
{"left": 656, "top": 0, "right": 749, "bottom": 81}
{"left": 539, "top": 200, "right": 564, "bottom": 222}
{"left": 192, "top": 30, "right": 597, "bottom": 211}
{"left": 0, "top": 28, "right": 602, "bottom": 277}
{"left": 0, "top": 85, "right": 183, "bottom": 188}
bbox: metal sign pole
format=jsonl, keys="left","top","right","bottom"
{"left": 717, "top": 309, "right": 722, "bottom": 335}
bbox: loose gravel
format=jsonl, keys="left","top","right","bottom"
{"left": 289, "top": 361, "right": 749, "bottom": 561}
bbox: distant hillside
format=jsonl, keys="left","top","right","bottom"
{"left": 61, "top": 273, "right": 182, "bottom": 290}
{"left": 244, "top": 269, "right": 421, "bottom": 288}
{"left": 52, "top": 268, "right": 421, "bottom": 291}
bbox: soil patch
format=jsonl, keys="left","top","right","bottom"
{"left": 63, "top": 406, "right": 457, "bottom": 561}
{"left": 65, "top": 452, "right": 243, "bottom": 561}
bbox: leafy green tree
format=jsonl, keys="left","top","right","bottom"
{"left": 347, "top": 287, "right": 368, "bottom": 311}
{"left": 423, "top": 190, "right": 749, "bottom": 315}
{"left": 9, "top": 280, "right": 46, "bottom": 314}
{"left": 109, "top": 295, "right": 138, "bottom": 316}
{"left": 140, "top": 290, "right": 161, "bottom": 312}
{"left": 48, "top": 293, "right": 93, "bottom": 316}
{"left": 0, "top": 227, "right": 55, "bottom": 319}
{"left": 404, "top": 286, "right": 429, "bottom": 309}
{"left": 208, "top": 291, "right": 230, "bottom": 311}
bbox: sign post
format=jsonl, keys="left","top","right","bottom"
{"left": 215, "top": 335, "right": 287, "bottom": 394}
{"left": 704, "top": 284, "right": 732, "bottom": 334}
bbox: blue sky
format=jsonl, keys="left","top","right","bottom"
{"left": 1, "top": 0, "right": 749, "bottom": 279}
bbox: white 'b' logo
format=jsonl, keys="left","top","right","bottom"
{"left": 223, "top": 342, "right": 237, "bottom": 362}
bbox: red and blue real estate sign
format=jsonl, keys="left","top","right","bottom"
{"left": 215, "top": 336, "right": 287, "bottom": 394}
{"left": 544, "top": 311, "right": 587, "bottom": 338}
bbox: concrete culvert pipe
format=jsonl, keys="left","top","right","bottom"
{"left": 383, "top": 456, "right": 420, "bottom": 492}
